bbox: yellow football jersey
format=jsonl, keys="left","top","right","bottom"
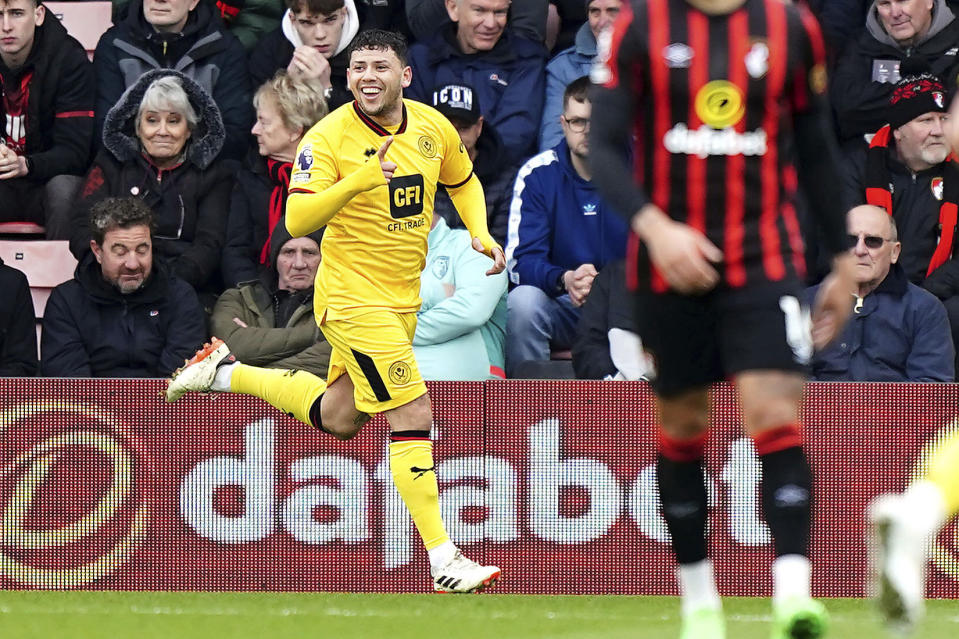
{"left": 288, "top": 99, "right": 473, "bottom": 319}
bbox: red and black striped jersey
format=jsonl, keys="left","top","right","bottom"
{"left": 591, "top": 0, "right": 846, "bottom": 292}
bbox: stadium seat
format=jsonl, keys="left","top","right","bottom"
{"left": 0, "top": 240, "right": 77, "bottom": 318}
{"left": 44, "top": 1, "right": 113, "bottom": 60}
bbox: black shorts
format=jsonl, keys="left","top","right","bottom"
{"left": 634, "top": 280, "right": 811, "bottom": 397}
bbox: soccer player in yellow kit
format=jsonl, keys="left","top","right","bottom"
{"left": 166, "top": 29, "right": 506, "bottom": 594}
{"left": 865, "top": 89, "right": 959, "bottom": 634}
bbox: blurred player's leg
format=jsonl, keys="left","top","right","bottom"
{"left": 737, "top": 372, "right": 828, "bottom": 639}
{"left": 656, "top": 390, "right": 725, "bottom": 638}
{"left": 869, "top": 425, "right": 959, "bottom": 632}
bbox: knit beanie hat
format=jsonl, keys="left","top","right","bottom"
{"left": 888, "top": 58, "right": 948, "bottom": 129}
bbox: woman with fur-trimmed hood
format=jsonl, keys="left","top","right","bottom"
{"left": 69, "top": 69, "right": 234, "bottom": 293}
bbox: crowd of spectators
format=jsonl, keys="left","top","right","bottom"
{"left": 3, "top": 0, "right": 959, "bottom": 384}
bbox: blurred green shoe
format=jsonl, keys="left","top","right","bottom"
{"left": 771, "top": 596, "right": 829, "bottom": 639}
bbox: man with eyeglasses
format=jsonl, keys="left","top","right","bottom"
{"left": 806, "top": 204, "right": 953, "bottom": 381}
{"left": 505, "top": 75, "right": 628, "bottom": 378}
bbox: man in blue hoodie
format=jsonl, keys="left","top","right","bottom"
{"left": 504, "top": 75, "right": 628, "bottom": 377}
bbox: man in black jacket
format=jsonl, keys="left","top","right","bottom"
{"left": 0, "top": 257, "right": 37, "bottom": 376}
{"left": 831, "top": 0, "right": 959, "bottom": 150}
{"left": 41, "top": 197, "right": 206, "bottom": 378}
{"left": 0, "top": 0, "right": 94, "bottom": 238}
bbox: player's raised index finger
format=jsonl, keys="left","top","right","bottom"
{"left": 378, "top": 136, "right": 394, "bottom": 159}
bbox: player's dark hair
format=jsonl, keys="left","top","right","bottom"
{"left": 89, "top": 197, "right": 155, "bottom": 247}
{"left": 348, "top": 29, "right": 409, "bottom": 66}
{"left": 284, "top": 0, "right": 344, "bottom": 15}
{"left": 563, "top": 76, "right": 592, "bottom": 110}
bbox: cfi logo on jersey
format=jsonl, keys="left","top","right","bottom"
{"left": 932, "top": 177, "right": 944, "bottom": 201}
{"left": 296, "top": 144, "right": 313, "bottom": 171}
{"left": 745, "top": 41, "right": 769, "bottom": 79}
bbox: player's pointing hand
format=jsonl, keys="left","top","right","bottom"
{"left": 378, "top": 136, "right": 397, "bottom": 181}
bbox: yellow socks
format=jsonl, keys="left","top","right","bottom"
{"left": 389, "top": 432, "right": 450, "bottom": 550}
{"left": 229, "top": 364, "right": 326, "bottom": 427}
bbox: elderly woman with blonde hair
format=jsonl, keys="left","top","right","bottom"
{"left": 70, "top": 69, "right": 234, "bottom": 294}
{"left": 222, "top": 71, "right": 329, "bottom": 287}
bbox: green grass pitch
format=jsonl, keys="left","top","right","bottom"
{"left": 0, "top": 592, "right": 957, "bottom": 639}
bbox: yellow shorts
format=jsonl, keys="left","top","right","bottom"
{"left": 319, "top": 310, "right": 427, "bottom": 414}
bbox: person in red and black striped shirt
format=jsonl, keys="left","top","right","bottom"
{"left": 590, "top": 1, "right": 858, "bottom": 637}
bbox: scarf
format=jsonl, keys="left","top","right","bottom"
{"left": 259, "top": 158, "right": 292, "bottom": 265}
{"left": 865, "top": 125, "right": 958, "bottom": 277}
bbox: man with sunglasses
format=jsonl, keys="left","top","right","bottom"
{"left": 807, "top": 204, "right": 953, "bottom": 381}
{"left": 504, "top": 75, "right": 628, "bottom": 377}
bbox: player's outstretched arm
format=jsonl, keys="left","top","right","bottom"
{"left": 285, "top": 138, "right": 395, "bottom": 237}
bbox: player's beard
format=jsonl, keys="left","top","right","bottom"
{"left": 361, "top": 82, "right": 403, "bottom": 120}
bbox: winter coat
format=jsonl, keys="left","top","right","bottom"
{"left": 93, "top": 0, "right": 252, "bottom": 160}
{"left": 505, "top": 138, "right": 629, "bottom": 293}
{"left": 407, "top": 24, "right": 547, "bottom": 163}
{"left": 70, "top": 69, "right": 234, "bottom": 291}
{"left": 0, "top": 12, "right": 94, "bottom": 181}
{"left": 842, "top": 142, "right": 959, "bottom": 299}
{"left": 209, "top": 279, "right": 330, "bottom": 377}
{"left": 831, "top": 0, "right": 959, "bottom": 145}
{"left": 806, "top": 263, "right": 955, "bottom": 382}
{"left": 40, "top": 252, "right": 206, "bottom": 378}
{"left": 247, "top": 2, "right": 359, "bottom": 110}
{"left": 0, "top": 258, "right": 38, "bottom": 376}
{"left": 539, "top": 21, "right": 595, "bottom": 152}
{"left": 413, "top": 217, "right": 507, "bottom": 380}
{"left": 432, "top": 121, "right": 518, "bottom": 246}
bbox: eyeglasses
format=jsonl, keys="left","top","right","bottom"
{"left": 847, "top": 233, "right": 893, "bottom": 250}
{"left": 562, "top": 116, "right": 590, "bottom": 133}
